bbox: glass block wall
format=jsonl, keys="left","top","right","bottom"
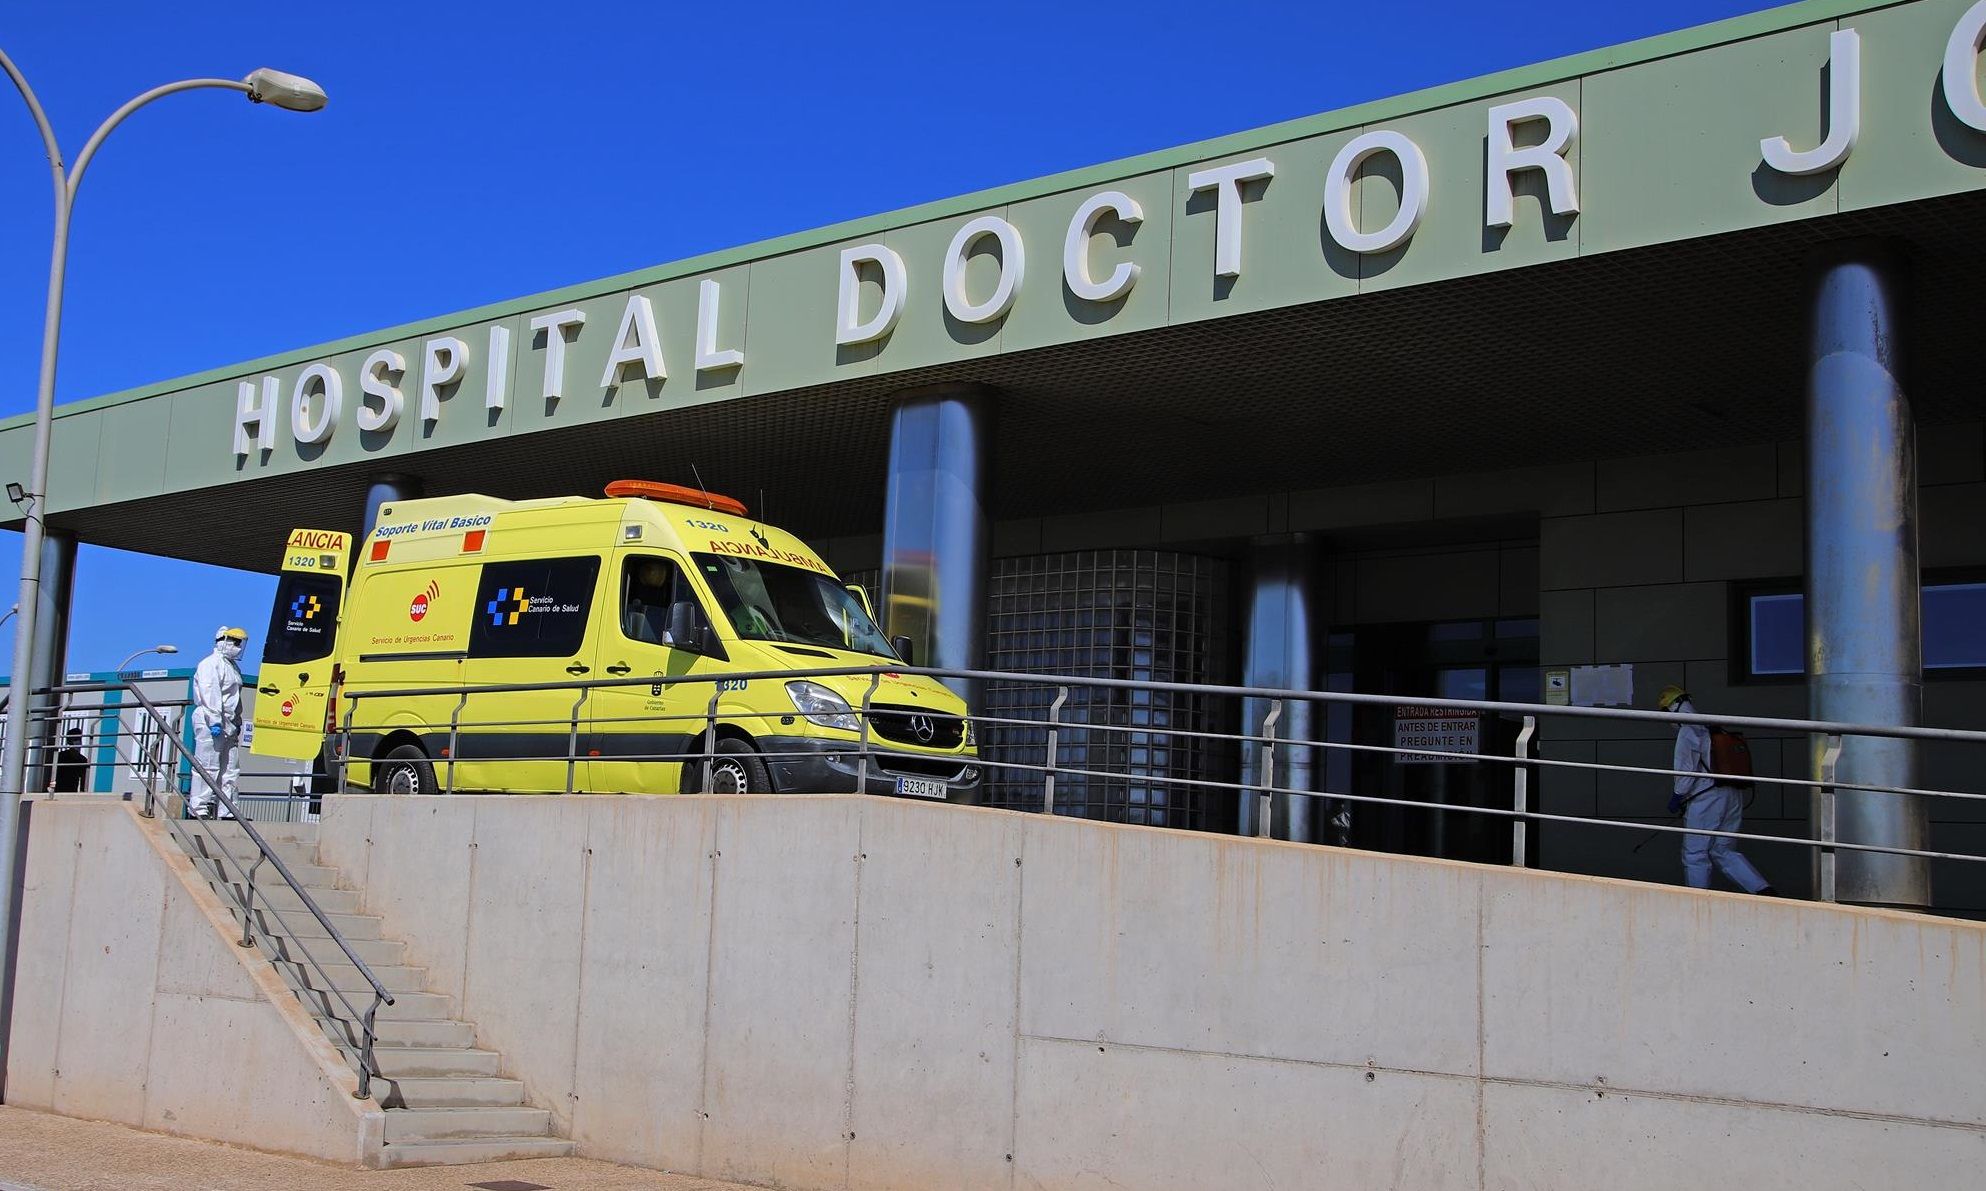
{"left": 982, "top": 550, "right": 1231, "bottom": 829}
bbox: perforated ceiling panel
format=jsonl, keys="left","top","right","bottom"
{"left": 45, "top": 190, "right": 1986, "bottom": 573}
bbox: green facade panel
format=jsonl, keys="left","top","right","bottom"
{"left": 1579, "top": 21, "right": 1841, "bottom": 255}
{"left": 1353, "top": 80, "right": 1583, "bottom": 293}
{"left": 1000, "top": 170, "right": 1175, "bottom": 353}
{"left": 1165, "top": 135, "right": 1362, "bottom": 326}
{"left": 862, "top": 213, "right": 1014, "bottom": 374}
{"left": 1841, "top": 0, "right": 1986, "bottom": 209}
{"left": 90, "top": 395, "right": 169, "bottom": 507}
{"left": 739, "top": 243, "right": 881, "bottom": 398}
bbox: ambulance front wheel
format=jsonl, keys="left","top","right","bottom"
{"left": 696, "top": 738, "right": 770, "bottom": 795}
{"left": 373, "top": 744, "right": 439, "bottom": 797}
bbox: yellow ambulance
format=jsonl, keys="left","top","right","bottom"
{"left": 249, "top": 481, "right": 978, "bottom": 800}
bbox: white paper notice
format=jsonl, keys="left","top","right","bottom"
{"left": 1570, "top": 664, "right": 1634, "bottom": 708}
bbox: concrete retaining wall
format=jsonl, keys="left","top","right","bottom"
{"left": 4, "top": 799, "right": 379, "bottom": 1162}
{"left": 319, "top": 793, "right": 1986, "bottom": 1189}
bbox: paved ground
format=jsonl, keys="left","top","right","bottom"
{"left": 0, "top": 1106, "right": 759, "bottom": 1191}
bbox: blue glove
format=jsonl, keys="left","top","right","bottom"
{"left": 1666, "top": 792, "right": 1686, "bottom": 815}
{"left": 209, "top": 722, "right": 224, "bottom": 741}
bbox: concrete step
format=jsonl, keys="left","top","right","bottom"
{"left": 373, "top": 1046, "right": 502, "bottom": 1078}
{"left": 372, "top": 1136, "right": 574, "bottom": 1167}
{"left": 189, "top": 854, "right": 343, "bottom": 890}
{"left": 200, "top": 819, "right": 320, "bottom": 845}
{"left": 265, "top": 933, "right": 404, "bottom": 967}
{"left": 384, "top": 1076, "right": 526, "bottom": 1108}
{"left": 239, "top": 905, "right": 383, "bottom": 940}
{"left": 293, "top": 987, "right": 452, "bottom": 1022}
{"left": 325, "top": 1016, "right": 475, "bottom": 1049}
{"left": 179, "top": 832, "right": 319, "bottom": 867}
{"left": 249, "top": 883, "right": 363, "bottom": 915}
{"left": 381, "top": 1105, "right": 554, "bottom": 1142}
{"left": 276, "top": 959, "right": 427, "bottom": 995}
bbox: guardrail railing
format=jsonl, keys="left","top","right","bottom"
{"left": 33, "top": 680, "right": 395, "bottom": 1099}
{"left": 330, "top": 664, "right": 1986, "bottom": 905}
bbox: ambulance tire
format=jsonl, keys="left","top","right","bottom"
{"left": 373, "top": 744, "right": 438, "bottom": 797}
{"left": 699, "top": 738, "right": 770, "bottom": 795}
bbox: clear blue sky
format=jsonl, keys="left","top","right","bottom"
{"left": 0, "top": 0, "right": 1777, "bottom": 673}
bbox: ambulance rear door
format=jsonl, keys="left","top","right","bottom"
{"left": 251, "top": 527, "right": 351, "bottom": 761}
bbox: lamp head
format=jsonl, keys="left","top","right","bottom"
{"left": 243, "top": 68, "right": 327, "bottom": 113}
{"left": 155, "top": 644, "right": 179, "bottom": 655}
{"left": 5, "top": 482, "right": 24, "bottom": 504}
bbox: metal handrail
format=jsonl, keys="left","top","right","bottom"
{"left": 41, "top": 680, "right": 396, "bottom": 1099}
{"left": 339, "top": 662, "right": 1986, "bottom": 745}
{"left": 323, "top": 663, "right": 1986, "bottom": 903}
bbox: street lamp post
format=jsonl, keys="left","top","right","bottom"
{"left": 0, "top": 53, "right": 325, "bottom": 1092}
{"left": 115, "top": 644, "right": 179, "bottom": 673}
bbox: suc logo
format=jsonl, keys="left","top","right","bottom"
{"left": 409, "top": 579, "right": 440, "bottom": 622}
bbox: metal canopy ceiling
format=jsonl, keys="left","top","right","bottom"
{"left": 44, "top": 190, "right": 1986, "bottom": 574}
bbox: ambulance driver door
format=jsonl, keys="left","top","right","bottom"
{"left": 591, "top": 552, "right": 725, "bottom": 794}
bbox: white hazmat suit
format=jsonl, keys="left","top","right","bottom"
{"left": 1671, "top": 699, "right": 1771, "bottom": 893}
{"left": 190, "top": 631, "right": 245, "bottom": 817}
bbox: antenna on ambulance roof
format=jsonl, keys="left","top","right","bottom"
{"left": 688, "top": 462, "right": 715, "bottom": 510}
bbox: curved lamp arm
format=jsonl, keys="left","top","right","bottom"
{"left": 68, "top": 78, "right": 251, "bottom": 198}
{"left": 0, "top": 48, "right": 65, "bottom": 213}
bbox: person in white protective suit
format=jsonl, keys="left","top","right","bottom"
{"left": 1658, "top": 684, "right": 1775, "bottom": 895}
{"left": 189, "top": 626, "right": 247, "bottom": 819}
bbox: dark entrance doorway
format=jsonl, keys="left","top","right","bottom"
{"left": 1325, "top": 618, "right": 1540, "bottom": 864}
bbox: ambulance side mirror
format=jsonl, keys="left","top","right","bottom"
{"left": 891, "top": 635, "right": 915, "bottom": 666}
{"left": 668, "top": 602, "right": 705, "bottom": 654}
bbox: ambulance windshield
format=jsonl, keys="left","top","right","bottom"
{"left": 693, "top": 554, "right": 896, "bottom": 659}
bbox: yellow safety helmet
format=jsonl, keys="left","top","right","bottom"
{"left": 216, "top": 626, "right": 248, "bottom": 643}
{"left": 1656, "top": 684, "right": 1688, "bottom": 712}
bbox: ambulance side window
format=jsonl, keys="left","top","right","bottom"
{"left": 618, "top": 555, "right": 711, "bottom": 648}
{"left": 469, "top": 556, "right": 601, "bottom": 659}
{"left": 265, "top": 573, "right": 341, "bottom": 665}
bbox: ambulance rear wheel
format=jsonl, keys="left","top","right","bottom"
{"left": 373, "top": 744, "right": 438, "bottom": 797}
{"left": 696, "top": 739, "right": 769, "bottom": 795}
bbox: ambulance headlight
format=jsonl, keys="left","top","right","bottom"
{"left": 786, "top": 681, "right": 860, "bottom": 732}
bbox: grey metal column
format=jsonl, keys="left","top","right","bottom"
{"left": 881, "top": 385, "right": 992, "bottom": 716}
{"left": 1805, "top": 240, "right": 1929, "bottom": 908}
{"left": 362, "top": 474, "right": 422, "bottom": 541}
{"left": 22, "top": 528, "right": 74, "bottom": 794}
{"left": 1238, "top": 536, "right": 1318, "bottom": 841}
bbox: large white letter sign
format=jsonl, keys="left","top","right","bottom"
{"left": 233, "top": 377, "right": 277, "bottom": 454}
{"left": 1946, "top": 1, "right": 1986, "bottom": 132}
{"left": 696, "top": 279, "right": 745, "bottom": 372}
{"left": 357, "top": 349, "right": 406, "bottom": 433}
{"left": 835, "top": 244, "right": 907, "bottom": 345}
{"left": 1185, "top": 157, "right": 1275, "bottom": 278}
{"left": 1486, "top": 96, "right": 1580, "bottom": 228}
{"left": 528, "top": 309, "right": 586, "bottom": 401}
{"left": 601, "top": 293, "right": 667, "bottom": 386}
{"left": 943, "top": 216, "right": 1026, "bottom": 324}
{"left": 420, "top": 337, "right": 468, "bottom": 423}
{"left": 485, "top": 324, "right": 512, "bottom": 412}
{"left": 290, "top": 362, "right": 343, "bottom": 445}
{"left": 1762, "top": 28, "right": 1861, "bottom": 174}
{"left": 1063, "top": 190, "right": 1144, "bottom": 303}
{"left": 1324, "top": 131, "right": 1430, "bottom": 254}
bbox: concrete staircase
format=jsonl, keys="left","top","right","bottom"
{"left": 176, "top": 819, "right": 572, "bottom": 1167}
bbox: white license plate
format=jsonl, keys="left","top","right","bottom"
{"left": 894, "top": 776, "right": 947, "bottom": 800}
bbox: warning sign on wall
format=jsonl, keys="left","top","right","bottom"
{"left": 1393, "top": 705, "right": 1481, "bottom": 764}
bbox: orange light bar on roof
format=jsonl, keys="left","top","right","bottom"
{"left": 604, "top": 479, "right": 749, "bottom": 517}
{"left": 463, "top": 529, "right": 486, "bottom": 553}
{"left": 370, "top": 540, "right": 390, "bottom": 562}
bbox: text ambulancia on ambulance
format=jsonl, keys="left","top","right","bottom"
{"left": 249, "top": 480, "right": 978, "bottom": 801}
